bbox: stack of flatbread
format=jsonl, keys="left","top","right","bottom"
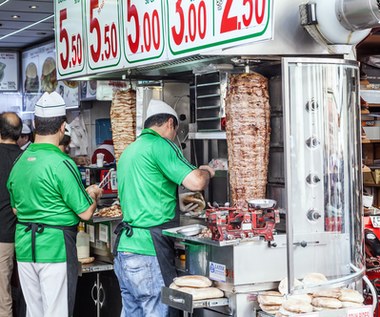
{"left": 258, "top": 273, "right": 365, "bottom": 316}
{"left": 169, "top": 275, "right": 224, "bottom": 301}
{"left": 311, "top": 288, "right": 364, "bottom": 310}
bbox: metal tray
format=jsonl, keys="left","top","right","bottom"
{"left": 176, "top": 224, "right": 206, "bottom": 236}
{"left": 161, "top": 287, "right": 229, "bottom": 313}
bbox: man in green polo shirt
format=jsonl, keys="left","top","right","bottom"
{"left": 7, "top": 92, "right": 102, "bottom": 317}
{"left": 114, "top": 99, "right": 215, "bottom": 317}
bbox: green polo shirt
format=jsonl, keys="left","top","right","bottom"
{"left": 117, "top": 128, "right": 196, "bottom": 255}
{"left": 7, "top": 143, "right": 93, "bottom": 263}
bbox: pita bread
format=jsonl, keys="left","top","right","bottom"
{"left": 311, "top": 297, "right": 343, "bottom": 309}
{"left": 259, "top": 304, "right": 281, "bottom": 314}
{"left": 276, "top": 307, "right": 297, "bottom": 316}
{"left": 338, "top": 289, "right": 364, "bottom": 303}
{"left": 173, "top": 275, "right": 212, "bottom": 288}
{"left": 182, "top": 192, "right": 206, "bottom": 212}
{"left": 258, "top": 291, "right": 284, "bottom": 306}
{"left": 341, "top": 301, "right": 364, "bottom": 308}
{"left": 169, "top": 282, "right": 179, "bottom": 289}
{"left": 283, "top": 299, "right": 314, "bottom": 313}
{"left": 312, "top": 288, "right": 341, "bottom": 299}
{"left": 177, "top": 287, "right": 224, "bottom": 300}
{"left": 287, "top": 293, "right": 312, "bottom": 304}
{"left": 278, "top": 278, "right": 303, "bottom": 295}
{"left": 302, "top": 272, "right": 328, "bottom": 286}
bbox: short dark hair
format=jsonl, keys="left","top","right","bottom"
{"left": 34, "top": 116, "right": 66, "bottom": 135}
{"left": 0, "top": 112, "right": 22, "bottom": 141}
{"left": 144, "top": 114, "right": 178, "bottom": 129}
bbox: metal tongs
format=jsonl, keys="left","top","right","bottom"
{"left": 98, "top": 168, "right": 114, "bottom": 189}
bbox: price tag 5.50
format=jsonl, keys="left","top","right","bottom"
{"left": 87, "top": 0, "right": 121, "bottom": 70}
{"left": 56, "top": 0, "right": 85, "bottom": 77}
{"left": 122, "top": 0, "right": 165, "bottom": 64}
{"left": 167, "top": 0, "right": 211, "bottom": 55}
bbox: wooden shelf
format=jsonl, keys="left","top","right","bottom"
{"left": 364, "top": 183, "right": 380, "bottom": 187}
{"left": 362, "top": 139, "right": 380, "bottom": 143}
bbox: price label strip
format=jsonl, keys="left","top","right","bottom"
{"left": 86, "top": 0, "right": 122, "bottom": 71}
{"left": 167, "top": 0, "right": 273, "bottom": 56}
{"left": 55, "top": 0, "right": 86, "bottom": 78}
{"left": 122, "top": 0, "right": 166, "bottom": 64}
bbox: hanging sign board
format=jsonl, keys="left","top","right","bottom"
{"left": 0, "top": 52, "right": 18, "bottom": 91}
{"left": 55, "top": 0, "right": 87, "bottom": 78}
{"left": 121, "top": 0, "right": 166, "bottom": 65}
{"left": 85, "top": 0, "right": 122, "bottom": 72}
{"left": 55, "top": 0, "right": 273, "bottom": 79}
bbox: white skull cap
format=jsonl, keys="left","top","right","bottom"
{"left": 21, "top": 123, "right": 31, "bottom": 134}
{"left": 146, "top": 99, "right": 178, "bottom": 122}
{"left": 35, "top": 92, "right": 66, "bottom": 118}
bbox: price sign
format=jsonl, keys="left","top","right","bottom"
{"left": 167, "top": 0, "right": 272, "bottom": 56}
{"left": 122, "top": 0, "right": 166, "bottom": 64}
{"left": 86, "top": 0, "right": 121, "bottom": 72}
{"left": 55, "top": 0, "right": 86, "bottom": 79}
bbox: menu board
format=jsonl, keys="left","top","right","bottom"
{"left": 55, "top": 0, "right": 273, "bottom": 79}
{"left": 22, "top": 41, "right": 79, "bottom": 112}
{"left": 0, "top": 52, "right": 19, "bottom": 91}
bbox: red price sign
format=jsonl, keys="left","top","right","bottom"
{"left": 167, "top": 0, "right": 212, "bottom": 55}
{"left": 167, "top": 0, "right": 272, "bottom": 56}
{"left": 122, "top": 0, "right": 165, "bottom": 64}
{"left": 86, "top": 0, "right": 121, "bottom": 71}
{"left": 55, "top": 0, "right": 86, "bottom": 78}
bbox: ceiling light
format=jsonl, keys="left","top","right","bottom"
{"left": 29, "top": 5, "right": 38, "bottom": 9}
{"left": 12, "top": 15, "right": 20, "bottom": 19}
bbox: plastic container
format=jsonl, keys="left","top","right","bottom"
{"left": 76, "top": 222, "right": 90, "bottom": 259}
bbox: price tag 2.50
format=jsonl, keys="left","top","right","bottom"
{"left": 122, "top": 0, "right": 165, "bottom": 64}
{"left": 55, "top": 0, "right": 86, "bottom": 78}
{"left": 86, "top": 0, "right": 121, "bottom": 71}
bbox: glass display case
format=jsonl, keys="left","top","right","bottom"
{"left": 282, "top": 57, "right": 364, "bottom": 293}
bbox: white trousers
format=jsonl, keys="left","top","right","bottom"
{"left": 17, "top": 262, "right": 68, "bottom": 317}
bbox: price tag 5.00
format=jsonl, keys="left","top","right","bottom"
{"left": 56, "top": 0, "right": 86, "bottom": 77}
{"left": 122, "top": 0, "right": 165, "bottom": 64}
{"left": 86, "top": 0, "right": 121, "bottom": 70}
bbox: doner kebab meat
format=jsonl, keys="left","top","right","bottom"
{"left": 110, "top": 89, "right": 136, "bottom": 163}
{"left": 225, "top": 72, "right": 271, "bottom": 207}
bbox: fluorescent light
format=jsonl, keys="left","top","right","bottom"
{"left": 0, "top": 14, "right": 54, "bottom": 41}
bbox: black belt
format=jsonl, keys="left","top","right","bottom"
{"left": 18, "top": 221, "right": 77, "bottom": 263}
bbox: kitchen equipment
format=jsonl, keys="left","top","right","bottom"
{"left": 205, "top": 200, "right": 280, "bottom": 241}
{"left": 177, "top": 224, "right": 206, "bottom": 237}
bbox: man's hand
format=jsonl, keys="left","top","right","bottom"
{"left": 199, "top": 165, "right": 215, "bottom": 178}
{"left": 86, "top": 184, "right": 103, "bottom": 201}
{"left": 179, "top": 192, "right": 205, "bottom": 213}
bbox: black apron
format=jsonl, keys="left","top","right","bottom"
{"left": 18, "top": 221, "right": 79, "bottom": 317}
{"left": 113, "top": 212, "right": 181, "bottom": 317}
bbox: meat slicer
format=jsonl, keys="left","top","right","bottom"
{"left": 205, "top": 199, "right": 280, "bottom": 241}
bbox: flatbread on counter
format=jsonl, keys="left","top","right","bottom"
{"left": 173, "top": 275, "right": 212, "bottom": 288}
{"left": 338, "top": 288, "right": 364, "bottom": 304}
{"left": 177, "top": 287, "right": 224, "bottom": 301}
{"left": 282, "top": 299, "right": 314, "bottom": 314}
{"left": 258, "top": 291, "right": 284, "bottom": 306}
{"left": 311, "top": 297, "right": 343, "bottom": 309}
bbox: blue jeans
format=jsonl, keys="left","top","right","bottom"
{"left": 114, "top": 252, "right": 168, "bottom": 317}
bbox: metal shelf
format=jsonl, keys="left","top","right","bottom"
{"left": 197, "top": 93, "right": 221, "bottom": 99}
{"left": 188, "top": 132, "right": 226, "bottom": 140}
